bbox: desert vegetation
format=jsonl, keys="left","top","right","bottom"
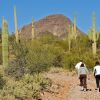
{"left": 0, "top": 6, "right": 100, "bottom": 100}
{"left": 0, "top": 32, "right": 100, "bottom": 99}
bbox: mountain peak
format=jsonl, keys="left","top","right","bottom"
{"left": 20, "top": 14, "right": 84, "bottom": 39}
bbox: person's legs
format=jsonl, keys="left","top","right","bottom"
{"left": 79, "top": 79, "right": 81, "bottom": 86}
{"left": 80, "top": 75, "right": 83, "bottom": 86}
{"left": 98, "top": 76, "right": 100, "bottom": 92}
{"left": 95, "top": 76, "right": 99, "bottom": 89}
{"left": 80, "top": 75, "right": 84, "bottom": 90}
{"left": 83, "top": 75, "right": 87, "bottom": 91}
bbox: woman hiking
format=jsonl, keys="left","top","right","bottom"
{"left": 78, "top": 63, "right": 88, "bottom": 91}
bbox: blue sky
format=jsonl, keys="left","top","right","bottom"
{"left": 0, "top": 0, "right": 100, "bottom": 33}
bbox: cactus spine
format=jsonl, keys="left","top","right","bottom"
{"left": 2, "top": 17, "right": 9, "bottom": 67}
{"left": 14, "top": 6, "right": 19, "bottom": 43}
{"left": 32, "top": 19, "right": 35, "bottom": 40}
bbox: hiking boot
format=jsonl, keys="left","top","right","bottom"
{"left": 80, "top": 87, "right": 84, "bottom": 91}
{"left": 84, "top": 88, "right": 88, "bottom": 92}
{"left": 89, "top": 89, "right": 92, "bottom": 91}
{"left": 95, "top": 88, "right": 99, "bottom": 91}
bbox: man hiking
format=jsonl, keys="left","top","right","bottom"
{"left": 93, "top": 61, "right": 100, "bottom": 92}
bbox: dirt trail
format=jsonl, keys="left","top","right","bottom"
{"left": 41, "top": 72, "right": 100, "bottom": 100}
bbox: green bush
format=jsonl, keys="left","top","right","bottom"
{"left": 51, "top": 46, "right": 64, "bottom": 67}
{"left": 5, "top": 61, "right": 25, "bottom": 80}
{"left": 25, "top": 41, "right": 55, "bottom": 74}
{"left": 0, "top": 73, "right": 52, "bottom": 100}
{"left": 0, "top": 46, "right": 2, "bottom": 65}
{"left": 0, "top": 74, "right": 6, "bottom": 89}
{"left": 25, "top": 40, "right": 65, "bottom": 74}
{"left": 63, "top": 49, "right": 96, "bottom": 71}
{"left": 5, "top": 42, "right": 28, "bottom": 80}
{"left": 6, "top": 38, "right": 65, "bottom": 78}
{"left": 6, "top": 34, "right": 100, "bottom": 76}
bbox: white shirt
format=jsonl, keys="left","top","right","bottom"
{"left": 78, "top": 67, "right": 88, "bottom": 77}
{"left": 94, "top": 65, "right": 100, "bottom": 76}
{"left": 75, "top": 62, "right": 86, "bottom": 71}
{"left": 75, "top": 62, "right": 82, "bottom": 70}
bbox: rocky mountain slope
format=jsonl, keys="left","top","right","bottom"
{"left": 20, "top": 14, "right": 85, "bottom": 39}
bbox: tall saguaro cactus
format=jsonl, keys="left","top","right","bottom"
{"left": 14, "top": 6, "right": 19, "bottom": 43}
{"left": 88, "top": 13, "right": 98, "bottom": 56}
{"left": 32, "top": 19, "right": 35, "bottom": 40}
{"left": 92, "top": 13, "right": 96, "bottom": 56}
{"left": 2, "top": 18, "right": 9, "bottom": 67}
{"left": 73, "top": 15, "right": 77, "bottom": 40}
{"left": 68, "top": 25, "right": 71, "bottom": 51}
{"left": 68, "top": 24, "right": 73, "bottom": 51}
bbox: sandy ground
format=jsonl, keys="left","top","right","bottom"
{"left": 40, "top": 71, "right": 100, "bottom": 100}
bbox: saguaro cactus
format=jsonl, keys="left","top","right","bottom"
{"left": 92, "top": 13, "right": 97, "bottom": 56}
{"left": 73, "top": 15, "right": 77, "bottom": 40}
{"left": 32, "top": 19, "right": 35, "bottom": 40}
{"left": 68, "top": 24, "right": 73, "bottom": 51}
{"left": 14, "top": 6, "right": 19, "bottom": 43}
{"left": 2, "top": 18, "right": 9, "bottom": 67}
{"left": 88, "top": 12, "right": 98, "bottom": 56}
{"left": 68, "top": 25, "right": 71, "bottom": 51}
{"left": 68, "top": 15, "right": 78, "bottom": 52}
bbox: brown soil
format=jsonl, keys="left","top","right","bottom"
{"left": 40, "top": 72, "right": 100, "bottom": 100}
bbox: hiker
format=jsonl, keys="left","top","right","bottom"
{"left": 93, "top": 61, "right": 100, "bottom": 92}
{"left": 75, "top": 60, "right": 86, "bottom": 72}
{"left": 78, "top": 63, "right": 88, "bottom": 91}
{"left": 75, "top": 60, "right": 86, "bottom": 86}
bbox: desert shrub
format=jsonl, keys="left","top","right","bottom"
{"left": 0, "top": 74, "right": 5, "bottom": 90}
{"left": 0, "top": 46, "right": 2, "bottom": 64}
{"left": 49, "top": 67, "right": 65, "bottom": 73}
{"left": 25, "top": 41, "right": 55, "bottom": 74}
{"left": 63, "top": 52, "right": 80, "bottom": 71}
{"left": 63, "top": 49, "right": 96, "bottom": 71}
{"left": 0, "top": 73, "right": 52, "bottom": 100}
{"left": 25, "top": 40, "right": 65, "bottom": 74}
{"left": 55, "top": 39, "right": 69, "bottom": 51}
{"left": 0, "top": 68, "right": 6, "bottom": 90}
{"left": 5, "top": 42, "right": 28, "bottom": 80}
{"left": 51, "top": 46, "right": 64, "bottom": 67}
{"left": 6, "top": 38, "right": 65, "bottom": 77}
{"left": 7, "top": 33, "right": 99, "bottom": 75}
{"left": 5, "top": 61, "right": 25, "bottom": 80}
{"left": 38, "top": 32, "right": 59, "bottom": 44}
{"left": 62, "top": 35, "right": 97, "bottom": 71}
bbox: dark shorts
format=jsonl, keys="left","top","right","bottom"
{"left": 95, "top": 75, "right": 100, "bottom": 88}
{"left": 79, "top": 74, "right": 87, "bottom": 88}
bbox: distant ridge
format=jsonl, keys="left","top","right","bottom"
{"left": 20, "top": 14, "right": 85, "bottom": 39}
